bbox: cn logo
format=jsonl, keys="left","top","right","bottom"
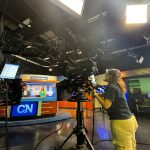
{"left": 11, "top": 102, "right": 37, "bottom": 117}
{"left": 17, "top": 104, "right": 33, "bottom": 114}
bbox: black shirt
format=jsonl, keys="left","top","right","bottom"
{"left": 104, "top": 83, "right": 132, "bottom": 120}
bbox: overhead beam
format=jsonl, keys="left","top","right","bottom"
{"left": 111, "top": 44, "right": 150, "bottom": 55}
{"left": 23, "top": 0, "right": 75, "bottom": 48}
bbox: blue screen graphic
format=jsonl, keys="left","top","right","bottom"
{"left": 11, "top": 102, "right": 38, "bottom": 117}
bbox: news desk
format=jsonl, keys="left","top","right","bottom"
{"left": 0, "top": 74, "right": 63, "bottom": 126}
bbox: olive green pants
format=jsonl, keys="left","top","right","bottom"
{"left": 110, "top": 115, "right": 138, "bottom": 150}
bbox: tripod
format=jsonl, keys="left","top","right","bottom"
{"left": 0, "top": 80, "right": 10, "bottom": 150}
{"left": 56, "top": 98, "right": 95, "bottom": 150}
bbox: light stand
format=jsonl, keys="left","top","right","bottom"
{"left": 4, "top": 81, "right": 9, "bottom": 150}
{"left": 91, "top": 96, "right": 95, "bottom": 144}
{"left": 55, "top": 97, "right": 95, "bottom": 150}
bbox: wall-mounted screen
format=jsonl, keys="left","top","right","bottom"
{"left": 127, "top": 76, "right": 150, "bottom": 95}
{"left": 22, "top": 82, "right": 57, "bottom": 101}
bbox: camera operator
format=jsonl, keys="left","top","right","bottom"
{"left": 93, "top": 69, "right": 138, "bottom": 150}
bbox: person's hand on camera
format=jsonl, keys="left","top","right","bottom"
{"left": 91, "top": 87, "right": 97, "bottom": 96}
{"left": 99, "top": 93, "right": 104, "bottom": 98}
{"left": 93, "top": 89, "right": 97, "bottom": 94}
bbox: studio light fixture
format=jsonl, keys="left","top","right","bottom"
{"left": 59, "top": 0, "right": 84, "bottom": 15}
{"left": 77, "top": 48, "right": 82, "bottom": 55}
{"left": 136, "top": 56, "right": 144, "bottom": 64}
{"left": 127, "top": 52, "right": 144, "bottom": 64}
{"left": 49, "top": 68, "right": 53, "bottom": 71}
{"left": 18, "top": 18, "right": 32, "bottom": 28}
{"left": 50, "top": 0, "right": 86, "bottom": 17}
{"left": 126, "top": 4, "right": 148, "bottom": 24}
{"left": 44, "top": 57, "right": 50, "bottom": 60}
{"left": 87, "top": 11, "right": 108, "bottom": 23}
{"left": 143, "top": 35, "right": 150, "bottom": 45}
{"left": 23, "top": 18, "right": 32, "bottom": 27}
{"left": 26, "top": 45, "right": 32, "bottom": 49}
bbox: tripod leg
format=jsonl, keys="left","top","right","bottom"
{"left": 82, "top": 130, "right": 95, "bottom": 150}
{"left": 76, "top": 132, "right": 85, "bottom": 148}
{"left": 59, "top": 130, "right": 74, "bottom": 149}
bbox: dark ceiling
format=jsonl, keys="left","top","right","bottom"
{"left": 0, "top": 0, "right": 150, "bottom": 77}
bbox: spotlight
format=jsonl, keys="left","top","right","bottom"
{"left": 44, "top": 57, "right": 50, "bottom": 60}
{"left": 87, "top": 11, "right": 108, "bottom": 23}
{"left": 136, "top": 56, "right": 144, "bottom": 64}
{"left": 19, "top": 18, "right": 32, "bottom": 28}
{"left": 127, "top": 52, "right": 144, "bottom": 64}
{"left": 50, "top": 0, "right": 86, "bottom": 17}
{"left": 66, "top": 50, "right": 75, "bottom": 54}
{"left": 26, "top": 45, "right": 32, "bottom": 49}
{"left": 77, "top": 48, "right": 82, "bottom": 55}
{"left": 126, "top": 4, "right": 148, "bottom": 24}
{"left": 49, "top": 68, "right": 53, "bottom": 71}
{"left": 143, "top": 35, "right": 150, "bottom": 45}
{"left": 23, "top": 18, "right": 32, "bottom": 27}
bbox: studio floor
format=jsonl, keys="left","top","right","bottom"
{"left": 0, "top": 109, "right": 150, "bottom": 150}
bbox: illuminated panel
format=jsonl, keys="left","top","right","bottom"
{"left": 41, "top": 102, "right": 57, "bottom": 115}
{"left": 11, "top": 102, "right": 38, "bottom": 117}
{"left": 50, "top": 0, "right": 85, "bottom": 17}
{"left": 0, "top": 106, "right": 11, "bottom": 118}
{"left": 21, "top": 74, "right": 57, "bottom": 82}
{"left": 126, "top": 5, "right": 147, "bottom": 24}
{"left": 59, "top": 0, "right": 84, "bottom": 15}
{"left": 37, "top": 102, "right": 42, "bottom": 116}
{"left": 0, "top": 106, "right": 6, "bottom": 117}
{"left": 59, "top": 101, "right": 77, "bottom": 108}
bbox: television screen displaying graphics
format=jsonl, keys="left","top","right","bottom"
{"left": 127, "top": 77, "right": 150, "bottom": 95}
{"left": 22, "top": 82, "right": 57, "bottom": 101}
{"left": 11, "top": 102, "right": 38, "bottom": 117}
{"left": 0, "top": 64, "right": 19, "bottom": 79}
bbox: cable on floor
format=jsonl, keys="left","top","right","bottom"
{"left": 34, "top": 122, "right": 64, "bottom": 150}
{"left": 33, "top": 115, "right": 76, "bottom": 150}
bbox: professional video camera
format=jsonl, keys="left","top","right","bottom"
{"left": 0, "top": 63, "right": 23, "bottom": 105}
{"left": 0, "top": 79, "right": 23, "bottom": 105}
{"left": 56, "top": 59, "right": 99, "bottom": 150}
{"left": 57, "top": 75, "right": 94, "bottom": 101}
{"left": 57, "top": 56, "right": 102, "bottom": 101}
